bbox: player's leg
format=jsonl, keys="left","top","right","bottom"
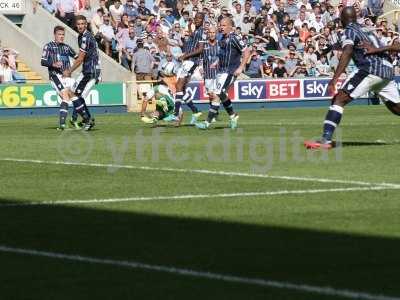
{"left": 196, "top": 79, "right": 219, "bottom": 129}
{"left": 175, "top": 61, "right": 201, "bottom": 124}
{"left": 376, "top": 80, "right": 400, "bottom": 115}
{"left": 305, "top": 72, "right": 380, "bottom": 149}
{"left": 72, "top": 74, "right": 94, "bottom": 130}
{"left": 50, "top": 74, "right": 69, "bottom": 130}
{"left": 218, "top": 74, "right": 238, "bottom": 129}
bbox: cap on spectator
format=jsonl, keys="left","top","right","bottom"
{"left": 288, "top": 43, "right": 296, "bottom": 50}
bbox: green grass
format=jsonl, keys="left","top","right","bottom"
{"left": 1, "top": 105, "right": 400, "bottom": 300}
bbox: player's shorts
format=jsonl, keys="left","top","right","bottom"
{"left": 204, "top": 78, "right": 217, "bottom": 94}
{"left": 176, "top": 60, "right": 198, "bottom": 79}
{"left": 341, "top": 70, "right": 400, "bottom": 103}
{"left": 215, "top": 73, "right": 236, "bottom": 95}
{"left": 73, "top": 73, "right": 98, "bottom": 99}
{"left": 50, "top": 73, "right": 75, "bottom": 95}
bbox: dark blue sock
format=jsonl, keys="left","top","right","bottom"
{"left": 322, "top": 105, "right": 343, "bottom": 141}
{"left": 80, "top": 97, "right": 92, "bottom": 119}
{"left": 59, "top": 101, "right": 68, "bottom": 126}
{"left": 71, "top": 97, "right": 89, "bottom": 122}
{"left": 174, "top": 92, "right": 184, "bottom": 116}
{"left": 207, "top": 102, "right": 220, "bottom": 123}
{"left": 221, "top": 95, "right": 234, "bottom": 116}
{"left": 72, "top": 107, "right": 78, "bottom": 121}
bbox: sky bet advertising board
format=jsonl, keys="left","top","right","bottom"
{"left": 185, "top": 77, "right": 400, "bottom": 103}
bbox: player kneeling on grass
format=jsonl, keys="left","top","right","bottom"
{"left": 140, "top": 84, "right": 183, "bottom": 125}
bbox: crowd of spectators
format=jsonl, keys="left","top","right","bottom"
{"left": 37, "top": 0, "right": 398, "bottom": 80}
{"left": 0, "top": 42, "right": 23, "bottom": 84}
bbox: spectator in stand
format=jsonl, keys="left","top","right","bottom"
{"left": 232, "top": 3, "right": 244, "bottom": 27}
{"left": 285, "top": 50, "right": 299, "bottom": 75}
{"left": 178, "top": 10, "right": 190, "bottom": 30}
{"left": 132, "top": 39, "right": 154, "bottom": 80}
{"left": 2, "top": 48, "right": 18, "bottom": 71}
{"left": 109, "top": 0, "right": 125, "bottom": 28}
{"left": 264, "top": 29, "right": 279, "bottom": 50}
{"left": 290, "top": 62, "right": 308, "bottom": 77}
{"left": 303, "top": 45, "right": 318, "bottom": 67}
{"left": 99, "top": 15, "right": 116, "bottom": 56}
{"left": 138, "top": 0, "right": 151, "bottom": 19}
{"left": 261, "top": 56, "right": 276, "bottom": 78}
{"left": 41, "top": 0, "right": 56, "bottom": 14}
{"left": 280, "top": 27, "right": 292, "bottom": 49}
{"left": 294, "top": 11, "right": 309, "bottom": 31}
{"left": 245, "top": 50, "right": 263, "bottom": 78}
{"left": 133, "top": 18, "right": 145, "bottom": 36}
{"left": 241, "top": 16, "right": 252, "bottom": 35}
{"left": 124, "top": 0, "right": 139, "bottom": 20}
{"left": 116, "top": 14, "right": 130, "bottom": 58}
{"left": 310, "top": 14, "right": 324, "bottom": 33}
{"left": 286, "top": 0, "right": 299, "bottom": 21}
{"left": 0, "top": 56, "right": 14, "bottom": 83}
{"left": 273, "top": 59, "right": 288, "bottom": 78}
{"left": 56, "top": 0, "right": 76, "bottom": 28}
{"left": 316, "top": 55, "right": 332, "bottom": 77}
{"left": 91, "top": 8, "right": 104, "bottom": 36}
{"left": 94, "top": 0, "right": 108, "bottom": 15}
{"left": 79, "top": 0, "right": 95, "bottom": 28}
{"left": 164, "top": 8, "right": 176, "bottom": 24}
{"left": 121, "top": 28, "right": 138, "bottom": 70}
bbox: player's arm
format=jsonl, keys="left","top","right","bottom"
{"left": 64, "top": 50, "right": 85, "bottom": 77}
{"left": 41, "top": 45, "right": 62, "bottom": 68}
{"left": 328, "top": 44, "right": 353, "bottom": 95}
{"left": 180, "top": 42, "right": 205, "bottom": 60}
{"left": 360, "top": 41, "right": 400, "bottom": 54}
{"left": 234, "top": 47, "right": 251, "bottom": 76}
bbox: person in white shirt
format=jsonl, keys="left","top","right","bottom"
{"left": 294, "top": 11, "right": 309, "bottom": 30}
{"left": 310, "top": 14, "right": 324, "bottom": 33}
{"left": 91, "top": 8, "right": 104, "bottom": 36}
{"left": 99, "top": 15, "right": 116, "bottom": 56}
{"left": 109, "top": 0, "right": 125, "bottom": 28}
{"left": 231, "top": 2, "right": 244, "bottom": 27}
{"left": 0, "top": 56, "right": 14, "bottom": 83}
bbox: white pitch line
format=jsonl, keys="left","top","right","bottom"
{"left": 0, "top": 186, "right": 396, "bottom": 208}
{"left": 0, "top": 245, "right": 398, "bottom": 300}
{"left": 1, "top": 157, "right": 400, "bottom": 188}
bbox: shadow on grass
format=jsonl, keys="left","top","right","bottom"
{"left": 340, "top": 141, "right": 397, "bottom": 147}
{"left": 0, "top": 198, "right": 399, "bottom": 300}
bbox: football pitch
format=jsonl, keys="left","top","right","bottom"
{"left": 1, "top": 105, "right": 400, "bottom": 300}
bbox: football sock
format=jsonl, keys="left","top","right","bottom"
{"left": 71, "top": 97, "right": 90, "bottom": 122}
{"left": 80, "top": 97, "right": 92, "bottom": 119}
{"left": 207, "top": 102, "right": 220, "bottom": 123}
{"left": 59, "top": 101, "right": 68, "bottom": 126}
{"left": 221, "top": 96, "right": 234, "bottom": 116}
{"left": 322, "top": 105, "right": 343, "bottom": 142}
{"left": 71, "top": 107, "right": 78, "bottom": 122}
{"left": 174, "top": 92, "right": 183, "bottom": 116}
{"left": 183, "top": 90, "right": 198, "bottom": 113}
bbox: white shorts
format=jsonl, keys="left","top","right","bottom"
{"left": 50, "top": 73, "right": 75, "bottom": 95}
{"left": 215, "top": 73, "right": 236, "bottom": 95}
{"left": 204, "top": 78, "right": 217, "bottom": 94}
{"left": 176, "top": 60, "right": 198, "bottom": 79}
{"left": 341, "top": 70, "right": 400, "bottom": 103}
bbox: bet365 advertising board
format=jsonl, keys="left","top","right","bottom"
{"left": 0, "top": 83, "right": 125, "bottom": 109}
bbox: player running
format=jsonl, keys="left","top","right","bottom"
{"left": 41, "top": 25, "right": 77, "bottom": 130}
{"left": 170, "top": 12, "right": 205, "bottom": 125}
{"left": 304, "top": 7, "right": 400, "bottom": 149}
{"left": 195, "top": 17, "right": 250, "bottom": 130}
{"left": 63, "top": 15, "right": 99, "bottom": 131}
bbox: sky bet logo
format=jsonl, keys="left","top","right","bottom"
{"left": 238, "top": 81, "right": 266, "bottom": 100}
{"left": 304, "top": 79, "right": 344, "bottom": 98}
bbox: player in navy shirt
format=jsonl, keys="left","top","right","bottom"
{"left": 170, "top": 12, "right": 206, "bottom": 125}
{"left": 196, "top": 17, "right": 250, "bottom": 130}
{"left": 305, "top": 7, "right": 400, "bottom": 149}
{"left": 63, "top": 15, "right": 99, "bottom": 131}
{"left": 41, "top": 25, "right": 77, "bottom": 130}
{"left": 202, "top": 26, "right": 220, "bottom": 122}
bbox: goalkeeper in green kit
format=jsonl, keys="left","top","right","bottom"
{"left": 140, "top": 84, "right": 183, "bottom": 125}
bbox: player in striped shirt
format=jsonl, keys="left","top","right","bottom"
{"left": 41, "top": 25, "right": 77, "bottom": 130}
{"left": 305, "top": 7, "right": 400, "bottom": 149}
{"left": 202, "top": 26, "right": 220, "bottom": 123}
{"left": 170, "top": 13, "right": 206, "bottom": 125}
{"left": 63, "top": 15, "right": 99, "bottom": 131}
{"left": 196, "top": 17, "right": 250, "bottom": 130}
